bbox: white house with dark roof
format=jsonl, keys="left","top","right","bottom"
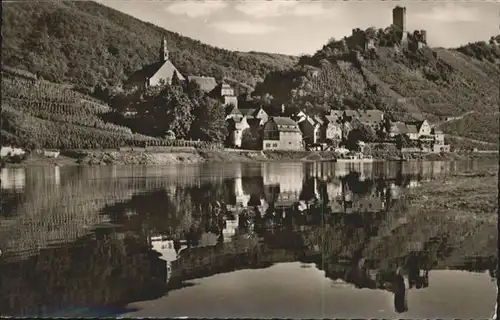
{"left": 239, "top": 107, "right": 268, "bottom": 126}
{"left": 325, "top": 115, "right": 342, "bottom": 142}
{"left": 226, "top": 116, "right": 250, "bottom": 148}
{"left": 211, "top": 82, "right": 239, "bottom": 108}
{"left": 262, "top": 117, "right": 303, "bottom": 151}
{"left": 357, "top": 110, "right": 385, "bottom": 129}
{"left": 296, "top": 111, "right": 321, "bottom": 145}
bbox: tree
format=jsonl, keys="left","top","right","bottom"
{"left": 394, "top": 134, "right": 411, "bottom": 150}
{"left": 131, "top": 84, "right": 194, "bottom": 138}
{"left": 190, "top": 97, "right": 227, "bottom": 142}
{"left": 346, "top": 123, "right": 377, "bottom": 150}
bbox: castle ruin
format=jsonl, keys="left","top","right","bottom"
{"left": 343, "top": 6, "right": 427, "bottom": 52}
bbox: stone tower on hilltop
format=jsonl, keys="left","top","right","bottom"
{"left": 160, "top": 37, "right": 169, "bottom": 62}
{"left": 392, "top": 6, "right": 408, "bottom": 47}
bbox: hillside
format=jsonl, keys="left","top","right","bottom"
{"left": 255, "top": 32, "right": 500, "bottom": 147}
{"left": 0, "top": 67, "right": 221, "bottom": 150}
{"left": 1, "top": 0, "right": 298, "bottom": 92}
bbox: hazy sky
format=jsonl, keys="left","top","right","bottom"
{"left": 102, "top": 0, "right": 499, "bottom": 55}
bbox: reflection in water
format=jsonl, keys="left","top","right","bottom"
{"left": 1, "top": 168, "right": 26, "bottom": 190}
{"left": 0, "top": 160, "right": 497, "bottom": 317}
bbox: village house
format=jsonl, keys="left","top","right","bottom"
{"left": 343, "top": 110, "right": 361, "bottom": 122}
{"left": 210, "top": 82, "right": 239, "bottom": 108}
{"left": 262, "top": 117, "right": 303, "bottom": 151}
{"left": 225, "top": 105, "right": 243, "bottom": 120}
{"left": 389, "top": 121, "right": 409, "bottom": 138}
{"left": 225, "top": 105, "right": 268, "bottom": 148}
{"left": 296, "top": 111, "right": 321, "bottom": 146}
{"left": 0, "top": 146, "right": 25, "bottom": 158}
{"left": 124, "top": 37, "right": 185, "bottom": 90}
{"left": 325, "top": 114, "right": 342, "bottom": 145}
{"left": 226, "top": 115, "right": 250, "bottom": 148}
{"left": 432, "top": 128, "right": 444, "bottom": 144}
{"left": 404, "top": 120, "right": 432, "bottom": 140}
{"left": 357, "top": 109, "right": 385, "bottom": 130}
{"left": 239, "top": 107, "right": 269, "bottom": 127}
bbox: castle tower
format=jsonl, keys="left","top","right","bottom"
{"left": 392, "top": 6, "right": 406, "bottom": 33}
{"left": 160, "top": 37, "right": 169, "bottom": 62}
{"left": 392, "top": 6, "right": 408, "bottom": 47}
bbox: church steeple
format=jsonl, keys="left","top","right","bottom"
{"left": 160, "top": 36, "right": 169, "bottom": 62}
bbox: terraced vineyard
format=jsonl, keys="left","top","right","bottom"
{"left": 1, "top": 68, "right": 223, "bottom": 150}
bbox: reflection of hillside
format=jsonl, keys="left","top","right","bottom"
{"left": 0, "top": 229, "right": 167, "bottom": 317}
{"left": 0, "top": 166, "right": 234, "bottom": 262}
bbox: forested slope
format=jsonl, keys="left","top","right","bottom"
{"left": 2, "top": 0, "right": 298, "bottom": 91}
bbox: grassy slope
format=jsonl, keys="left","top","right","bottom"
{"left": 1, "top": 0, "right": 298, "bottom": 90}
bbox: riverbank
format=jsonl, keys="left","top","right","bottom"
{"left": 1, "top": 147, "right": 497, "bottom": 167}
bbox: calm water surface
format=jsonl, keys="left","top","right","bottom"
{"left": 0, "top": 160, "right": 497, "bottom": 318}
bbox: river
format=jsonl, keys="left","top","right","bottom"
{"left": 0, "top": 160, "right": 497, "bottom": 318}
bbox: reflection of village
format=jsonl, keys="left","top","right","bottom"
{"left": 143, "top": 161, "right": 496, "bottom": 311}
{"left": 0, "top": 161, "right": 497, "bottom": 316}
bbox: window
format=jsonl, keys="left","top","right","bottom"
{"left": 266, "top": 143, "right": 271, "bottom": 148}
{"left": 273, "top": 143, "right": 278, "bottom": 147}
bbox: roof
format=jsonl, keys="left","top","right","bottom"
{"left": 344, "top": 110, "right": 360, "bottom": 118}
{"left": 239, "top": 108, "right": 257, "bottom": 117}
{"left": 273, "top": 117, "right": 298, "bottom": 126}
{"left": 358, "top": 110, "right": 384, "bottom": 123}
{"left": 406, "top": 124, "right": 418, "bottom": 134}
{"left": 188, "top": 76, "right": 218, "bottom": 93}
{"left": 330, "top": 110, "right": 343, "bottom": 117}
{"left": 226, "top": 105, "right": 242, "bottom": 117}
{"left": 126, "top": 60, "right": 185, "bottom": 84}
{"left": 405, "top": 120, "right": 425, "bottom": 131}
{"left": 270, "top": 117, "right": 301, "bottom": 132}
{"left": 239, "top": 107, "right": 267, "bottom": 119}
{"left": 326, "top": 115, "right": 340, "bottom": 124}
{"left": 392, "top": 122, "right": 408, "bottom": 134}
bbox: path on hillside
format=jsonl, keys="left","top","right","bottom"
{"left": 443, "top": 111, "right": 475, "bottom": 123}
{"left": 444, "top": 134, "right": 498, "bottom": 146}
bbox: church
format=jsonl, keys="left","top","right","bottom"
{"left": 124, "top": 36, "right": 238, "bottom": 108}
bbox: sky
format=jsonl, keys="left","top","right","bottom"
{"left": 101, "top": 0, "right": 500, "bottom": 55}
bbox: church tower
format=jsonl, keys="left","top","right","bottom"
{"left": 160, "top": 37, "right": 169, "bottom": 62}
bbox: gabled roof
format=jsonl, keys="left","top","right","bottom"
{"left": 326, "top": 115, "right": 341, "bottom": 124}
{"left": 406, "top": 124, "right": 418, "bottom": 134}
{"left": 240, "top": 107, "right": 267, "bottom": 119}
{"left": 239, "top": 108, "right": 256, "bottom": 117}
{"left": 330, "top": 110, "right": 343, "bottom": 117}
{"left": 226, "top": 105, "right": 242, "bottom": 117}
{"left": 269, "top": 117, "right": 301, "bottom": 132}
{"left": 126, "top": 60, "right": 185, "bottom": 84}
{"left": 392, "top": 122, "right": 408, "bottom": 134}
{"left": 188, "top": 76, "right": 218, "bottom": 93}
{"left": 405, "top": 120, "right": 425, "bottom": 131}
